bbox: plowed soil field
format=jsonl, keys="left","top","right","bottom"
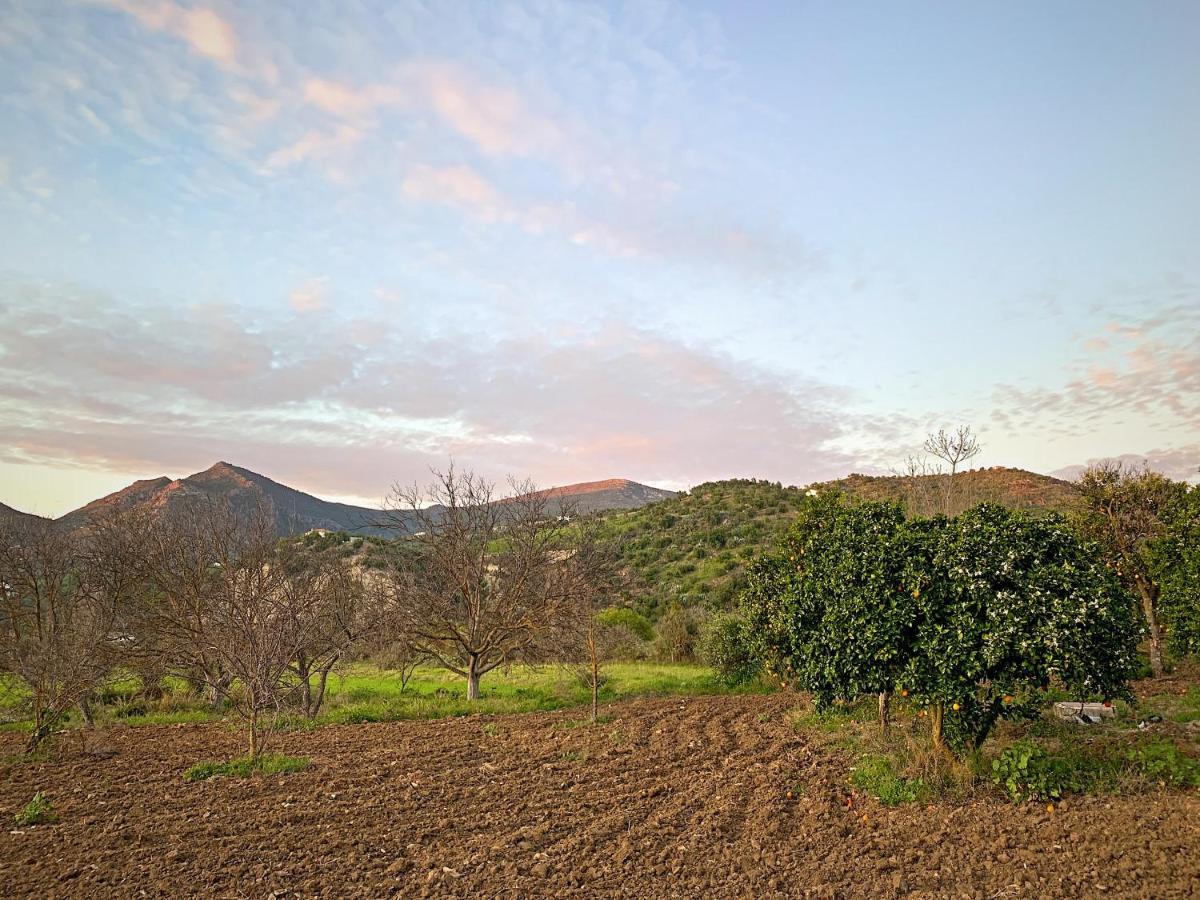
{"left": 2, "top": 694, "right": 1197, "bottom": 898}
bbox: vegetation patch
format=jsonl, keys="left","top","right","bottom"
{"left": 183, "top": 754, "right": 310, "bottom": 782}
{"left": 13, "top": 791, "right": 56, "bottom": 826}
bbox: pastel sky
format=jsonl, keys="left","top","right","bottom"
{"left": 1, "top": 0, "right": 1198, "bottom": 515}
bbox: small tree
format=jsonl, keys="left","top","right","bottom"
{"left": 699, "top": 611, "right": 760, "bottom": 687}
{"left": 1074, "top": 462, "right": 1185, "bottom": 676}
{"left": 382, "top": 466, "right": 609, "bottom": 700}
{"left": 143, "top": 500, "right": 321, "bottom": 758}
{"left": 740, "top": 493, "right": 914, "bottom": 726}
{"left": 277, "top": 542, "right": 379, "bottom": 718}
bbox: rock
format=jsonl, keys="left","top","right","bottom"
{"left": 1053, "top": 702, "right": 1115, "bottom": 721}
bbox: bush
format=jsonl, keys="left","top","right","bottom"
{"left": 13, "top": 792, "right": 56, "bottom": 826}
{"left": 596, "top": 607, "right": 653, "bottom": 642}
{"left": 184, "top": 754, "right": 310, "bottom": 782}
{"left": 699, "top": 612, "right": 760, "bottom": 686}
{"left": 654, "top": 604, "right": 707, "bottom": 663}
{"left": 992, "top": 740, "right": 1078, "bottom": 802}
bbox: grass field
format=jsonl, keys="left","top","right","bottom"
{"left": 0, "top": 661, "right": 763, "bottom": 734}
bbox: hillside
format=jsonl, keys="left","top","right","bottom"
{"left": 0, "top": 501, "right": 50, "bottom": 529}
{"left": 603, "top": 469, "right": 1081, "bottom": 619}
{"left": 534, "top": 478, "right": 676, "bottom": 514}
{"left": 817, "top": 466, "right": 1080, "bottom": 515}
{"left": 601, "top": 479, "right": 809, "bottom": 619}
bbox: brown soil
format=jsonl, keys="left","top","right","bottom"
{"left": 1, "top": 694, "right": 1197, "bottom": 898}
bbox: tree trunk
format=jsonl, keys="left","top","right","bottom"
{"left": 1139, "top": 581, "right": 1165, "bottom": 677}
{"left": 930, "top": 701, "right": 944, "bottom": 751}
{"left": 300, "top": 673, "right": 313, "bottom": 717}
{"left": 466, "top": 657, "right": 481, "bottom": 701}
{"left": 591, "top": 660, "right": 600, "bottom": 727}
{"left": 249, "top": 707, "right": 261, "bottom": 760}
{"left": 25, "top": 708, "right": 50, "bottom": 756}
{"left": 207, "top": 675, "right": 231, "bottom": 711}
{"left": 311, "top": 666, "right": 332, "bottom": 718}
{"left": 878, "top": 690, "right": 891, "bottom": 730}
{"left": 78, "top": 695, "right": 95, "bottom": 728}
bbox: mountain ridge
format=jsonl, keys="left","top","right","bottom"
{"left": 33, "top": 463, "right": 677, "bottom": 535}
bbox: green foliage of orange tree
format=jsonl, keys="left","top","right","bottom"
{"left": 741, "top": 493, "right": 918, "bottom": 726}
{"left": 742, "top": 497, "right": 1140, "bottom": 753}
{"left": 902, "top": 505, "right": 1139, "bottom": 751}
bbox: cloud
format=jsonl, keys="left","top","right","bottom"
{"left": 0, "top": 276, "right": 857, "bottom": 505}
{"left": 401, "top": 164, "right": 510, "bottom": 223}
{"left": 91, "top": 1, "right": 238, "bottom": 67}
{"left": 288, "top": 278, "right": 329, "bottom": 313}
{"left": 994, "top": 296, "right": 1200, "bottom": 436}
{"left": 1051, "top": 447, "right": 1200, "bottom": 484}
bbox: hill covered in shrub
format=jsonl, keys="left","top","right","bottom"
{"left": 603, "top": 469, "right": 1082, "bottom": 619}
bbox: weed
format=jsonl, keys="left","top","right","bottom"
{"left": 560, "top": 750, "right": 587, "bottom": 762}
{"left": 13, "top": 792, "right": 56, "bottom": 826}
{"left": 184, "top": 754, "right": 310, "bottom": 782}
{"left": 1127, "top": 739, "right": 1200, "bottom": 787}
{"left": 851, "top": 754, "right": 929, "bottom": 805}
{"left": 481, "top": 723, "right": 498, "bottom": 737}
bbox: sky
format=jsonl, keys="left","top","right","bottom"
{"left": 1, "top": 0, "right": 1198, "bottom": 516}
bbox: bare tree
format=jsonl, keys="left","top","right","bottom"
{"left": 1074, "top": 462, "right": 1185, "bottom": 677}
{"left": 539, "top": 527, "right": 624, "bottom": 724}
{"left": 277, "top": 543, "right": 381, "bottom": 718}
{"left": 0, "top": 515, "right": 124, "bottom": 753}
{"left": 141, "top": 500, "right": 322, "bottom": 757}
{"left": 381, "top": 466, "right": 611, "bottom": 700}
{"left": 923, "top": 425, "right": 982, "bottom": 517}
{"left": 895, "top": 455, "right": 946, "bottom": 519}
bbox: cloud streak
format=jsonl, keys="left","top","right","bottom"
{"left": 0, "top": 276, "right": 856, "bottom": 505}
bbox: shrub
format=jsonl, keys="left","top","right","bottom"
{"left": 596, "top": 607, "right": 654, "bottom": 642}
{"left": 653, "top": 604, "right": 707, "bottom": 663}
{"left": 699, "top": 612, "right": 760, "bottom": 686}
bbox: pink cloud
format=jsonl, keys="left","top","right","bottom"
{"left": 95, "top": 1, "right": 238, "bottom": 66}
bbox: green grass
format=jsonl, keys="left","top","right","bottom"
{"left": 851, "top": 754, "right": 930, "bottom": 805}
{"left": 0, "top": 662, "right": 754, "bottom": 737}
{"left": 183, "top": 753, "right": 310, "bottom": 782}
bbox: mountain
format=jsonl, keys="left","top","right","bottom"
{"left": 56, "top": 462, "right": 397, "bottom": 537}
{"left": 534, "top": 478, "right": 677, "bottom": 515}
{"left": 45, "top": 464, "right": 675, "bottom": 537}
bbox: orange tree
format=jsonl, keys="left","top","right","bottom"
{"left": 741, "top": 492, "right": 916, "bottom": 726}
{"left": 902, "top": 504, "right": 1140, "bottom": 752}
